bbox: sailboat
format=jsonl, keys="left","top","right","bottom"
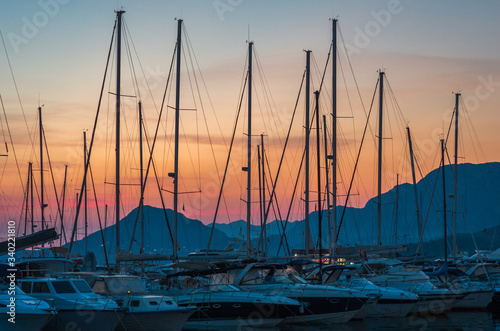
{"left": 6, "top": 106, "right": 60, "bottom": 257}
{"left": 155, "top": 27, "right": 305, "bottom": 330}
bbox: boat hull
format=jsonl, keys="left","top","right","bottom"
{"left": 356, "top": 299, "right": 418, "bottom": 318}
{"left": 487, "top": 290, "right": 500, "bottom": 313}
{"left": 184, "top": 301, "right": 294, "bottom": 329}
{"left": 409, "top": 294, "right": 463, "bottom": 315}
{"left": 0, "top": 312, "right": 52, "bottom": 331}
{"left": 452, "top": 290, "right": 494, "bottom": 310}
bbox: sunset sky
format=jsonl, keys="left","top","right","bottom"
{"left": 0, "top": 0, "right": 499, "bottom": 244}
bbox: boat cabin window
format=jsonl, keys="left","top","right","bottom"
{"left": 20, "top": 281, "right": 32, "bottom": 293}
{"left": 52, "top": 281, "right": 76, "bottom": 293}
{"left": 73, "top": 280, "right": 93, "bottom": 293}
{"left": 470, "top": 265, "right": 500, "bottom": 280}
{"left": 240, "top": 269, "right": 265, "bottom": 285}
{"left": 149, "top": 301, "right": 158, "bottom": 305}
{"left": 164, "top": 300, "right": 174, "bottom": 305}
{"left": 130, "top": 300, "right": 140, "bottom": 307}
{"left": 32, "top": 282, "right": 50, "bottom": 293}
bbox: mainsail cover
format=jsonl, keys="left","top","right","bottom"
{"left": 0, "top": 228, "right": 58, "bottom": 254}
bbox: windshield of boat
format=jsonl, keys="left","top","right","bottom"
{"left": 240, "top": 268, "right": 296, "bottom": 285}
{"left": 73, "top": 280, "right": 93, "bottom": 293}
{"left": 52, "top": 281, "right": 76, "bottom": 294}
{"left": 470, "top": 264, "right": 500, "bottom": 280}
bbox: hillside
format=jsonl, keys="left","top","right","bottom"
{"left": 71, "top": 162, "right": 500, "bottom": 262}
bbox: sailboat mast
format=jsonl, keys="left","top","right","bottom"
{"left": 377, "top": 71, "right": 384, "bottom": 246}
{"left": 257, "top": 144, "right": 262, "bottom": 257}
{"left": 395, "top": 173, "right": 399, "bottom": 245}
{"left": 139, "top": 101, "right": 144, "bottom": 254}
{"left": 174, "top": 19, "right": 183, "bottom": 261}
{"left": 407, "top": 126, "right": 422, "bottom": 246}
{"left": 84, "top": 130, "right": 88, "bottom": 254}
{"left": 331, "top": 18, "right": 337, "bottom": 252}
{"left": 261, "top": 134, "right": 266, "bottom": 257}
{"left": 24, "top": 163, "right": 30, "bottom": 236}
{"left": 441, "top": 138, "right": 447, "bottom": 263}
{"left": 60, "top": 164, "right": 68, "bottom": 246}
{"left": 305, "top": 50, "right": 311, "bottom": 254}
{"left": 29, "top": 162, "right": 34, "bottom": 235}
{"left": 104, "top": 204, "right": 108, "bottom": 250}
{"left": 39, "top": 107, "right": 44, "bottom": 237}
{"left": 115, "top": 10, "right": 124, "bottom": 258}
{"left": 323, "top": 115, "right": 331, "bottom": 260}
{"left": 453, "top": 93, "right": 460, "bottom": 262}
{"left": 246, "top": 41, "right": 253, "bottom": 258}
{"left": 315, "top": 90, "right": 322, "bottom": 280}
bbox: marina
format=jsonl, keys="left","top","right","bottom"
{"left": 1, "top": 1, "right": 500, "bottom": 330}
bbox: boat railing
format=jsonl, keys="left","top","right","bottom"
{"left": 186, "top": 290, "right": 212, "bottom": 305}
{"left": 46, "top": 298, "right": 56, "bottom": 309}
{"left": 408, "top": 282, "right": 425, "bottom": 294}
{"left": 361, "top": 282, "right": 374, "bottom": 293}
{"left": 72, "top": 298, "right": 81, "bottom": 310}
{"left": 157, "top": 296, "right": 166, "bottom": 310}
{"left": 33, "top": 298, "right": 50, "bottom": 311}
{"left": 103, "top": 298, "right": 120, "bottom": 310}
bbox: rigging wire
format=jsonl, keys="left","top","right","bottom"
{"left": 69, "top": 17, "right": 117, "bottom": 254}
{"left": 88, "top": 161, "right": 110, "bottom": 270}
{"left": 42, "top": 128, "right": 64, "bottom": 239}
{"left": 0, "top": 93, "right": 25, "bottom": 203}
{"left": 257, "top": 70, "right": 306, "bottom": 251}
{"left": 127, "top": 44, "right": 178, "bottom": 251}
{"left": 206, "top": 72, "right": 248, "bottom": 253}
{"left": 264, "top": 149, "right": 290, "bottom": 254}
{"left": 184, "top": 25, "right": 241, "bottom": 233}
{"left": 0, "top": 31, "right": 35, "bottom": 191}
{"left": 336, "top": 78, "right": 379, "bottom": 240}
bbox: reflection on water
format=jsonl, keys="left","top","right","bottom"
{"left": 279, "top": 312, "right": 500, "bottom": 331}
{"left": 203, "top": 312, "right": 500, "bottom": 330}
{"left": 326, "top": 312, "right": 498, "bottom": 330}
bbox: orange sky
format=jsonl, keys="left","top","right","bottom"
{"left": 1, "top": 1, "right": 499, "bottom": 242}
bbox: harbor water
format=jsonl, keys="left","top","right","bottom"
{"left": 206, "top": 312, "right": 500, "bottom": 331}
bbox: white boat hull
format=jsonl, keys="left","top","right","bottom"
{"left": 453, "top": 290, "right": 494, "bottom": 310}
{"left": 356, "top": 301, "right": 416, "bottom": 318}
{"left": 410, "top": 295, "right": 460, "bottom": 315}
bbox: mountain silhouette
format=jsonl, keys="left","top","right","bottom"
{"left": 72, "top": 162, "right": 499, "bottom": 262}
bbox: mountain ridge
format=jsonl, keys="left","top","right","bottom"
{"left": 73, "top": 162, "right": 499, "bottom": 263}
